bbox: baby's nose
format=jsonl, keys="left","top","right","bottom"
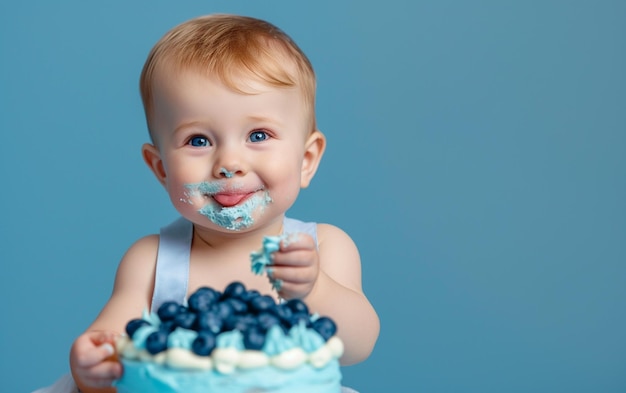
{"left": 219, "top": 167, "right": 235, "bottom": 178}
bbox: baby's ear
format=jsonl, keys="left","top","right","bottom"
{"left": 300, "top": 130, "right": 326, "bottom": 188}
{"left": 142, "top": 143, "right": 167, "bottom": 186}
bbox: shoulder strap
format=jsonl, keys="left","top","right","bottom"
{"left": 151, "top": 217, "right": 192, "bottom": 312}
{"left": 150, "top": 216, "right": 316, "bottom": 311}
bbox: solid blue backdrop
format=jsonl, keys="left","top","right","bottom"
{"left": 1, "top": 1, "right": 625, "bottom": 392}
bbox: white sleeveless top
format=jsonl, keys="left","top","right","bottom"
{"left": 150, "top": 216, "right": 317, "bottom": 312}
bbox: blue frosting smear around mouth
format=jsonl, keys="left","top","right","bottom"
{"left": 198, "top": 191, "right": 272, "bottom": 231}
{"left": 186, "top": 181, "right": 225, "bottom": 196}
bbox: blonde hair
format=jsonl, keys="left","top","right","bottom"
{"left": 140, "top": 14, "right": 317, "bottom": 139}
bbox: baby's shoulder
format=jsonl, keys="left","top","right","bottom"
{"left": 316, "top": 223, "right": 358, "bottom": 250}
{"left": 315, "top": 223, "right": 362, "bottom": 285}
{"left": 118, "top": 234, "right": 160, "bottom": 270}
{"left": 316, "top": 222, "right": 351, "bottom": 238}
{"left": 106, "top": 234, "right": 161, "bottom": 301}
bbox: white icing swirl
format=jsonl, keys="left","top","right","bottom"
{"left": 118, "top": 331, "right": 343, "bottom": 372}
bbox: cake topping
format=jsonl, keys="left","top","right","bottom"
{"left": 192, "top": 331, "right": 217, "bottom": 356}
{"left": 125, "top": 319, "right": 150, "bottom": 338}
{"left": 312, "top": 317, "right": 337, "bottom": 341}
{"left": 121, "top": 282, "right": 341, "bottom": 366}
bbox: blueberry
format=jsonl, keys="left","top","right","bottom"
{"left": 285, "top": 299, "right": 309, "bottom": 315}
{"left": 249, "top": 295, "right": 277, "bottom": 314}
{"left": 188, "top": 287, "right": 220, "bottom": 312}
{"left": 157, "top": 301, "right": 181, "bottom": 321}
{"left": 196, "top": 311, "right": 223, "bottom": 334}
{"left": 222, "top": 281, "right": 246, "bottom": 300}
{"left": 145, "top": 330, "right": 169, "bottom": 354}
{"left": 224, "top": 297, "right": 248, "bottom": 314}
{"left": 243, "top": 326, "right": 266, "bottom": 350}
{"left": 275, "top": 304, "right": 293, "bottom": 323}
{"left": 173, "top": 311, "right": 196, "bottom": 330}
{"left": 212, "top": 301, "right": 234, "bottom": 321}
{"left": 158, "top": 320, "right": 177, "bottom": 333}
{"left": 224, "top": 314, "right": 258, "bottom": 332}
{"left": 289, "top": 312, "right": 312, "bottom": 328}
{"left": 256, "top": 312, "right": 280, "bottom": 332}
{"left": 241, "top": 289, "right": 261, "bottom": 302}
{"left": 312, "top": 317, "right": 337, "bottom": 341}
{"left": 191, "top": 331, "right": 216, "bottom": 356}
{"left": 125, "top": 319, "right": 150, "bottom": 338}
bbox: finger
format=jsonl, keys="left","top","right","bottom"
{"left": 78, "top": 360, "right": 123, "bottom": 388}
{"left": 275, "top": 282, "right": 312, "bottom": 300}
{"left": 270, "top": 265, "right": 316, "bottom": 284}
{"left": 280, "top": 233, "right": 315, "bottom": 251}
{"left": 75, "top": 342, "right": 116, "bottom": 368}
{"left": 91, "top": 360, "right": 123, "bottom": 380}
{"left": 271, "top": 250, "right": 315, "bottom": 267}
{"left": 92, "top": 331, "right": 120, "bottom": 346}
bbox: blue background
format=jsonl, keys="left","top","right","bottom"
{"left": 2, "top": 1, "right": 625, "bottom": 392}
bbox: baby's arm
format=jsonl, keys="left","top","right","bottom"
{"left": 269, "top": 224, "right": 380, "bottom": 365}
{"left": 70, "top": 235, "right": 159, "bottom": 393}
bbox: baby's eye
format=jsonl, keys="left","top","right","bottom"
{"left": 249, "top": 130, "right": 269, "bottom": 143}
{"left": 188, "top": 136, "right": 210, "bottom": 147}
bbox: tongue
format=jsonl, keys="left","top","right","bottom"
{"left": 213, "top": 193, "right": 249, "bottom": 207}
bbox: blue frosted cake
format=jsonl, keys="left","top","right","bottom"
{"left": 114, "top": 282, "right": 344, "bottom": 393}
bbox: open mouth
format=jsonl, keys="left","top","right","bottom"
{"left": 211, "top": 192, "right": 254, "bottom": 208}
{"left": 184, "top": 181, "right": 272, "bottom": 231}
{"left": 198, "top": 190, "right": 272, "bottom": 231}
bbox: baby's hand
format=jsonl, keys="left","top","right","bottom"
{"left": 268, "top": 233, "right": 319, "bottom": 299}
{"left": 70, "top": 330, "right": 122, "bottom": 388}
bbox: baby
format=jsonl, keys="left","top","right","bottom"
{"left": 69, "top": 14, "right": 380, "bottom": 392}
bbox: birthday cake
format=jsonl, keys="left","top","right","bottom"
{"left": 114, "top": 281, "right": 344, "bottom": 393}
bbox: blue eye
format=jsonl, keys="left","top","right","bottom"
{"left": 249, "top": 131, "right": 269, "bottom": 143}
{"left": 189, "top": 136, "right": 210, "bottom": 147}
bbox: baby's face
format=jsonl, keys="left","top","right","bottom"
{"left": 146, "top": 70, "right": 315, "bottom": 232}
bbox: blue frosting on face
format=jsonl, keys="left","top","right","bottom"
{"left": 183, "top": 180, "right": 273, "bottom": 231}
{"left": 220, "top": 167, "right": 235, "bottom": 178}
{"left": 198, "top": 191, "right": 272, "bottom": 230}
{"left": 186, "top": 181, "right": 224, "bottom": 195}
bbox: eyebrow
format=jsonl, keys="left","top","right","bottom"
{"left": 173, "top": 121, "right": 208, "bottom": 135}
{"left": 172, "top": 116, "right": 283, "bottom": 135}
{"left": 246, "top": 115, "right": 283, "bottom": 127}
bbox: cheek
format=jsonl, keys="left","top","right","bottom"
{"left": 265, "top": 154, "right": 300, "bottom": 180}
{"left": 268, "top": 162, "right": 303, "bottom": 203}
{"left": 162, "top": 162, "right": 206, "bottom": 212}
{"left": 266, "top": 148, "right": 303, "bottom": 175}
{"left": 165, "top": 178, "right": 196, "bottom": 214}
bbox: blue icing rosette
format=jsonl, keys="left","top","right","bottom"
{"left": 167, "top": 328, "right": 197, "bottom": 349}
{"left": 216, "top": 330, "right": 245, "bottom": 351}
{"left": 144, "top": 309, "right": 162, "bottom": 326}
{"left": 262, "top": 325, "right": 296, "bottom": 356}
{"left": 289, "top": 321, "right": 326, "bottom": 353}
{"left": 132, "top": 325, "right": 158, "bottom": 350}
